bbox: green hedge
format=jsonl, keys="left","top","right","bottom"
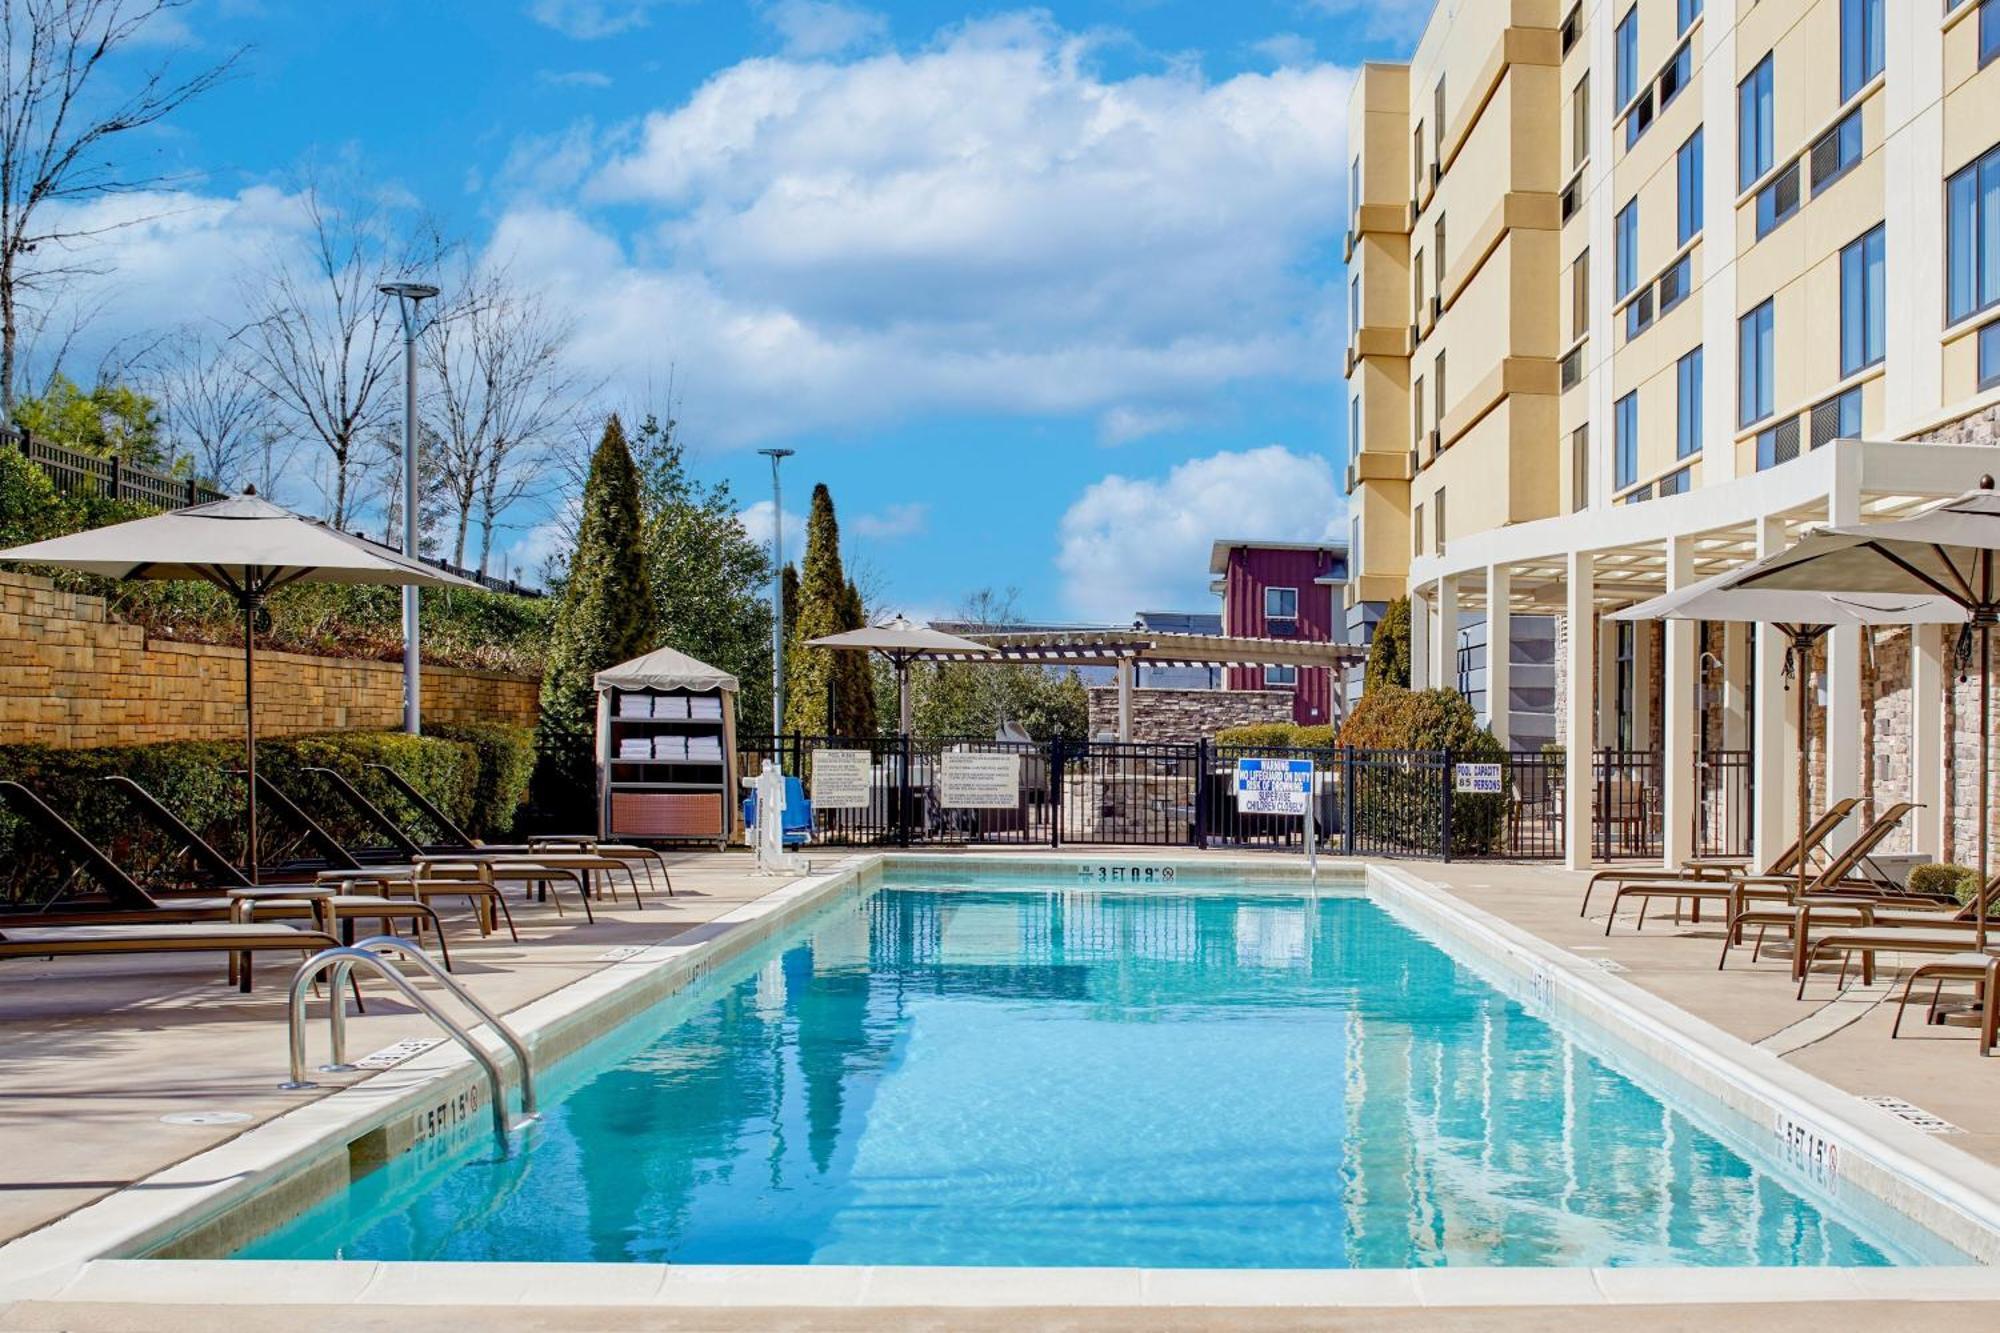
{"left": 1212, "top": 722, "right": 1337, "bottom": 748}
{"left": 0, "top": 727, "right": 533, "bottom": 907}
{"left": 1337, "top": 686, "right": 1507, "bottom": 857}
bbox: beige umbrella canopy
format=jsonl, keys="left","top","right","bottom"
{"left": 806, "top": 615, "right": 994, "bottom": 734}
{"left": 1724, "top": 476, "right": 2000, "bottom": 943}
{"left": 1613, "top": 564, "right": 1962, "bottom": 896}
{"left": 0, "top": 491, "right": 479, "bottom": 880}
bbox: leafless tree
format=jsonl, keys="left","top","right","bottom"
{"left": 235, "top": 182, "right": 443, "bottom": 528}
{"left": 137, "top": 324, "right": 271, "bottom": 489}
{"left": 425, "top": 264, "right": 593, "bottom": 571}
{"left": 0, "top": 0, "right": 239, "bottom": 412}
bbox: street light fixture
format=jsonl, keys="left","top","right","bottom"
{"left": 379, "top": 280, "right": 440, "bottom": 735}
{"left": 758, "top": 447, "right": 795, "bottom": 735}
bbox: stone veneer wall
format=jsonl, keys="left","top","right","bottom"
{"left": 1085, "top": 686, "right": 1296, "bottom": 743}
{"left": 0, "top": 570, "right": 539, "bottom": 748}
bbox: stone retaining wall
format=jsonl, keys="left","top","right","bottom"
{"left": 1086, "top": 686, "right": 1296, "bottom": 743}
{"left": 0, "top": 570, "right": 539, "bottom": 748}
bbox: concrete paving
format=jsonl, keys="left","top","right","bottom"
{"left": 3, "top": 845, "right": 1999, "bottom": 1327}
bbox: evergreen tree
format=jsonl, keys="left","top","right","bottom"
{"left": 1365, "top": 596, "right": 1412, "bottom": 693}
{"left": 781, "top": 563, "right": 799, "bottom": 654}
{"left": 533, "top": 415, "right": 654, "bottom": 825}
{"left": 784, "top": 484, "right": 851, "bottom": 734}
{"left": 834, "top": 579, "right": 878, "bottom": 736}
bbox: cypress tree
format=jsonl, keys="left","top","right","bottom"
{"left": 1365, "top": 596, "right": 1412, "bottom": 694}
{"left": 784, "top": 484, "right": 849, "bottom": 735}
{"left": 836, "top": 579, "right": 878, "bottom": 737}
{"left": 533, "top": 415, "right": 654, "bottom": 825}
{"left": 781, "top": 562, "right": 799, "bottom": 650}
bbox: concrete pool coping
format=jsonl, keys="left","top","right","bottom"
{"left": 3, "top": 849, "right": 1999, "bottom": 1313}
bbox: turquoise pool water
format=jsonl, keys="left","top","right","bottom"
{"left": 238, "top": 882, "right": 1956, "bottom": 1268}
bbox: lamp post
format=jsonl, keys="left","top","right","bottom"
{"left": 758, "top": 447, "right": 795, "bottom": 736}
{"left": 379, "top": 281, "right": 440, "bottom": 735}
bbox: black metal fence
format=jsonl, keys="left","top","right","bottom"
{"left": 742, "top": 737, "right": 1736, "bottom": 862}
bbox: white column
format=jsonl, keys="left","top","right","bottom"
{"left": 1753, "top": 516, "right": 1791, "bottom": 869}
{"left": 1486, "top": 565, "right": 1512, "bottom": 748}
{"left": 1565, "top": 552, "right": 1596, "bottom": 871}
{"left": 1597, "top": 617, "right": 1620, "bottom": 751}
{"left": 1825, "top": 459, "right": 1863, "bottom": 840}
{"left": 1632, "top": 621, "right": 1655, "bottom": 752}
{"left": 1436, "top": 575, "right": 1460, "bottom": 699}
{"left": 1409, "top": 588, "right": 1432, "bottom": 690}
{"left": 1663, "top": 535, "right": 1697, "bottom": 868}
{"left": 1116, "top": 657, "right": 1134, "bottom": 742}
{"left": 1720, "top": 621, "right": 1750, "bottom": 750}
{"left": 1912, "top": 625, "right": 1945, "bottom": 858}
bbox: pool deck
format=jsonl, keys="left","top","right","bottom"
{"left": 2, "top": 846, "right": 1999, "bottom": 1329}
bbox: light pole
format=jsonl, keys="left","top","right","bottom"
{"left": 758, "top": 447, "right": 795, "bottom": 736}
{"left": 379, "top": 280, "right": 440, "bottom": 735}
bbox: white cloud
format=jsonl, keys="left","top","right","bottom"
{"left": 1098, "top": 405, "right": 1190, "bottom": 446}
{"left": 759, "top": 1, "right": 888, "bottom": 58}
{"left": 1055, "top": 446, "right": 1343, "bottom": 619}
{"left": 851, "top": 502, "right": 928, "bottom": 540}
{"left": 1302, "top": 0, "right": 1436, "bottom": 43}
{"left": 498, "top": 14, "right": 1354, "bottom": 445}
{"left": 738, "top": 498, "right": 808, "bottom": 558}
{"left": 526, "top": 0, "right": 681, "bottom": 40}
{"left": 538, "top": 69, "right": 614, "bottom": 88}
{"left": 1250, "top": 33, "right": 1317, "bottom": 68}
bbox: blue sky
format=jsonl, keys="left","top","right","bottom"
{"left": 65, "top": 0, "right": 1434, "bottom": 620}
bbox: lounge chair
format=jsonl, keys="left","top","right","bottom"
{"left": 1579, "top": 797, "right": 1858, "bottom": 919}
{"left": 1794, "top": 874, "right": 2000, "bottom": 996}
{"left": 0, "top": 921, "right": 340, "bottom": 975}
{"left": 1889, "top": 949, "right": 2000, "bottom": 1049}
{"left": 1607, "top": 801, "right": 1916, "bottom": 938}
{"left": 1, "top": 780, "right": 449, "bottom": 983}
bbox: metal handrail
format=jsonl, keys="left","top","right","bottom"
{"left": 280, "top": 936, "right": 537, "bottom": 1151}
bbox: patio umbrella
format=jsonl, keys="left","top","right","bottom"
{"left": 0, "top": 490, "right": 478, "bottom": 880}
{"left": 1613, "top": 567, "right": 1962, "bottom": 898}
{"left": 1725, "top": 475, "right": 2000, "bottom": 944}
{"left": 805, "top": 615, "right": 994, "bottom": 735}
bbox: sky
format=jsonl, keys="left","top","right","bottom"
{"left": 49, "top": 0, "right": 1436, "bottom": 622}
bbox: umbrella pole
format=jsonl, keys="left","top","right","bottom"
{"left": 1981, "top": 618, "right": 1990, "bottom": 950}
{"left": 1796, "top": 633, "right": 1810, "bottom": 902}
{"left": 243, "top": 594, "right": 260, "bottom": 885}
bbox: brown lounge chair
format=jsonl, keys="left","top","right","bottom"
{"left": 1579, "top": 798, "right": 1859, "bottom": 918}
{"left": 0, "top": 920, "right": 339, "bottom": 974}
{"left": 1608, "top": 801, "right": 1914, "bottom": 938}
{"left": 1887, "top": 953, "right": 2000, "bottom": 1052}
{"left": 1795, "top": 873, "right": 2000, "bottom": 997}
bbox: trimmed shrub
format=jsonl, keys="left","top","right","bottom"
{"left": 1213, "top": 722, "right": 1304, "bottom": 748}
{"left": 429, "top": 722, "right": 536, "bottom": 838}
{"left": 0, "top": 730, "right": 513, "bottom": 907}
{"left": 1907, "top": 862, "right": 1979, "bottom": 905}
{"left": 1337, "top": 686, "right": 1506, "bottom": 856}
{"left": 1364, "top": 597, "right": 1411, "bottom": 693}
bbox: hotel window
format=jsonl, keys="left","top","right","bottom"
{"left": 1614, "top": 392, "right": 1638, "bottom": 490}
{"left": 1811, "top": 110, "right": 1863, "bottom": 193}
{"left": 1348, "top": 395, "right": 1361, "bottom": 467}
{"left": 1412, "top": 250, "right": 1425, "bottom": 320}
{"left": 1412, "top": 504, "right": 1423, "bottom": 558}
{"left": 1659, "top": 42, "right": 1690, "bottom": 111}
{"left": 1572, "top": 248, "right": 1591, "bottom": 338}
{"left": 1265, "top": 587, "right": 1299, "bottom": 626}
{"left": 1677, "top": 129, "right": 1704, "bottom": 245}
{"left": 1433, "top": 488, "right": 1446, "bottom": 556}
{"left": 1739, "top": 298, "right": 1775, "bottom": 427}
{"left": 1840, "top": 224, "right": 1885, "bottom": 376}
{"left": 1433, "top": 217, "right": 1446, "bottom": 300}
{"left": 1947, "top": 142, "right": 2000, "bottom": 325}
{"left": 1413, "top": 125, "right": 1424, "bottom": 193}
{"left": 1413, "top": 375, "right": 1426, "bottom": 442}
{"left": 1840, "top": 0, "right": 1882, "bottom": 101}
{"left": 1739, "top": 55, "right": 1774, "bottom": 191}
{"left": 1349, "top": 275, "right": 1361, "bottom": 342}
{"left": 1265, "top": 665, "right": 1298, "bottom": 689}
{"left": 1810, "top": 386, "right": 1863, "bottom": 449}
{"left": 1571, "top": 424, "right": 1590, "bottom": 512}
{"left": 1659, "top": 466, "right": 1691, "bottom": 497}
{"left": 1615, "top": 7, "right": 1638, "bottom": 108}
{"left": 1677, "top": 0, "right": 1702, "bottom": 33}
{"left": 1980, "top": 321, "right": 2000, "bottom": 389}
{"left": 1435, "top": 351, "right": 1446, "bottom": 427}
{"left": 1615, "top": 200, "right": 1639, "bottom": 298}
{"left": 1348, "top": 157, "right": 1360, "bottom": 229}
{"left": 1434, "top": 76, "right": 1446, "bottom": 163}
{"left": 1985, "top": 1, "right": 2000, "bottom": 69}
{"left": 1572, "top": 72, "right": 1590, "bottom": 169}
{"left": 1676, "top": 347, "right": 1704, "bottom": 459}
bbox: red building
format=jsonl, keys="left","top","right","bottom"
{"left": 1208, "top": 539, "right": 1349, "bottom": 727}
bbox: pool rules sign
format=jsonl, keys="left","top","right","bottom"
{"left": 1235, "top": 758, "right": 1319, "bottom": 878}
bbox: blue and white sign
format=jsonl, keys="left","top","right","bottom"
{"left": 1234, "top": 758, "right": 1313, "bottom": 816}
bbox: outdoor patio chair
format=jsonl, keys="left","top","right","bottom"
{"left": 0, "top": 920, "right": 341, "bottom": 978}
{"left": 1793, "top": 873, "right": 2000, "bottom": 996}
{"left": 1579, "top": 797, "right": 1859, "bottom": 919}
{"left": 1888, "top": 951, "right": 2000, "bottom": 1052}
{"left": 1607, "top": 801, "right": 1915, "bottom": 938}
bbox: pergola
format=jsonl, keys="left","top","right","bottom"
{"left": 1403, "top": 437, "right": 2000, "bottom": 871}
{"left": 915, "top": 628, "right": 1368, "bottom": 740}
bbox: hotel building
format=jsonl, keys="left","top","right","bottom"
{"left": 1344, "top": 0, "right": 2000, "bottom": 868}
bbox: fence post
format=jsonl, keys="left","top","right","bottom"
{"left": 186, "top": 477, "right": 198, "bottom": 508}
{"left": 1049, "top": 738, "right": 1063, "bottom": 849}
{"left": 1439, "top": 749, "right": 1454, "bottom": 863}
{"left": 1342, "top": 746, "right": 1356, "bottom": 856}
{"left": 897, "top": 732, "right": 912, "bottom": 848}
{"left": 108, "top": 454, "right": 123, "bottom": 502}
{"left": 1194, "top": 739, "right": 1209, "bottom": 849}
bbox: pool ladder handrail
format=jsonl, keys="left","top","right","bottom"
{"left": 281, "top": 936, "right": 537, "bottom": 1151}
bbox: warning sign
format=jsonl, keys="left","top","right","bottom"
{"left": 1234, "top": 758, "right": 1313, "bottom": 816}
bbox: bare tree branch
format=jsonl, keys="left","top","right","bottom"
{"left": 133, "top": 322, "right": 271, "bottom": 489}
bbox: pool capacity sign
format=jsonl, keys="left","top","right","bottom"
{"left": 1233, "top": 758, "right": 1313, "bottom": 816}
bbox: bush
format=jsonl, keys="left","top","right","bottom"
{"left": 1337, "top": 686, "right": 1506, "bottom": 856}
{"left": 1212, "top": 722, "right": 1338, "bottom": 749}
{"left": 1908, "top": 862, "right": 1979, "bottom": 904}
{"left": 0, "top": 729, "right": 526, "bottom": 907}
{"left": 1364, "top": 597, "right": 1411, "bottom": 693}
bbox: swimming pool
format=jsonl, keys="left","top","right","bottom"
{"left": 237, "top": 875, "right": 1966, "bottom": 1269}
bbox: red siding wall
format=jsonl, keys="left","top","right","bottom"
{"left": 1221, "top": 546, "right": 1341, "bottom": 727}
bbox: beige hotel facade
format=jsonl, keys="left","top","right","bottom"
{"left": 1344, "top": 0, "right": 2000, "bottom": 869}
